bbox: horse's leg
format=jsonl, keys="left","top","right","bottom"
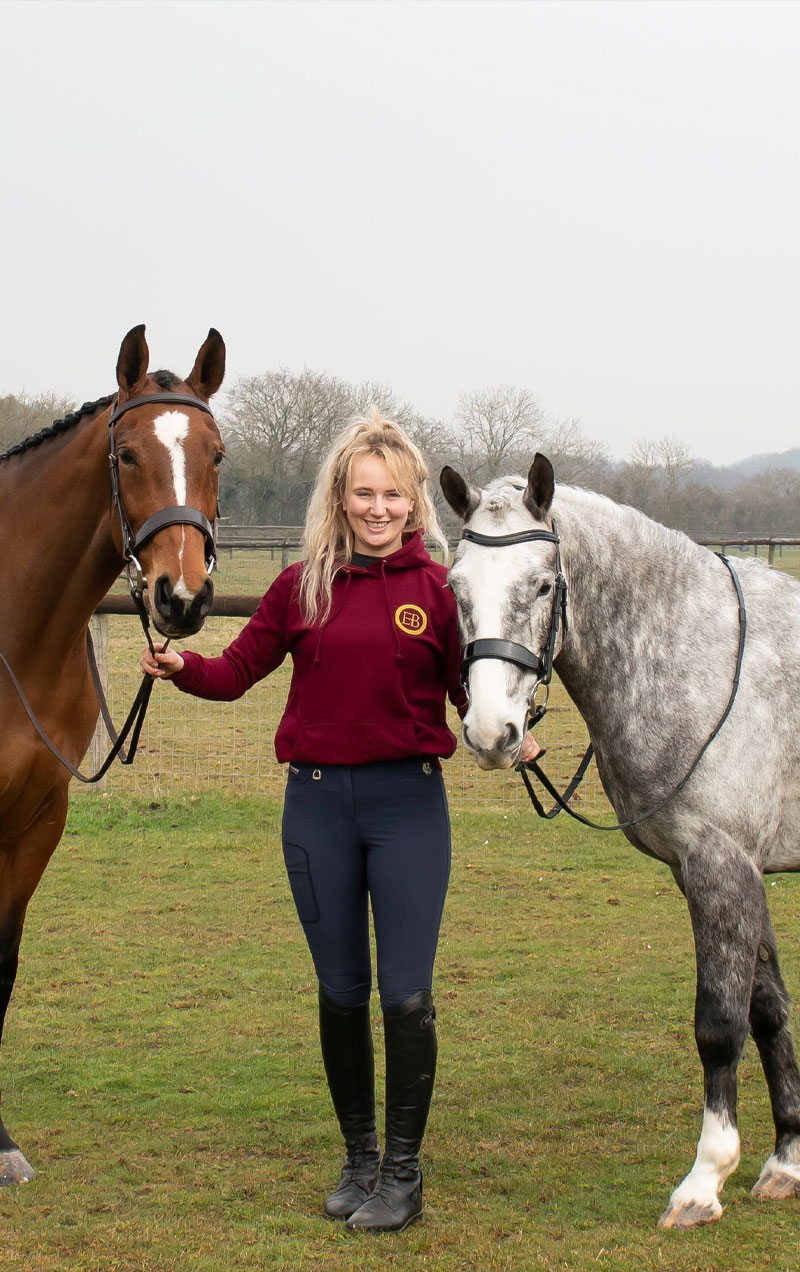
{"left": 749, "top": 908, "right": 800, "bottom": 1200}
{"left": 0, "top": 790, "right": 68, "bottom": 1184}
{"left": 658, "top": 844, "right": 762, "bottom": 1230}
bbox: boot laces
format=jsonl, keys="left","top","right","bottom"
{"left": 342, "top": 1142, "right": 378, "bottom": 1181}
{"left": 375, "top": 1155, "right": 419, "bottom": 1195}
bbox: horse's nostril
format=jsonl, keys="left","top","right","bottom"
{"left": 193, "top": 578, "right": 214, "bottom": 619}
{"left": 503, "top": 722, "right": 520, "bottom": 752}
{"left": 154, "top": 574, "right": 173, "bottom": 613}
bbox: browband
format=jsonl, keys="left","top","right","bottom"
{"left": 462, "top": 527, "right": 559, "bottom": 548}
{"left": 109, "top": 392, "right": 215, "bottom": 426}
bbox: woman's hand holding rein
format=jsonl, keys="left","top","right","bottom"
{"left": 140, "top": 644, "right": 185, "bottom": 679}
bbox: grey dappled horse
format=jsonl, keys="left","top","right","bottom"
{"left": 441, "top": 454, "right": 800, "bottom": 1230}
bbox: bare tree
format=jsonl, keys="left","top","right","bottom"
{"left": 221, "top": 368, "right": 460, "bottom": 523}
{"left": 221, "top": 369, "right": 355, "bottom": 521}
{"left": 454, "top": 385, "right": 546, "bottom": 480}
{"left": 0, "top": 391, "right": 76, "bottom": 452}
{"left": 613, "top": 435, "right": 696, "bottom": 523}
{"left": 224, "top": 369, "right": 352, "bottom": 481}
{"left": 538, "top": 416, "right": 610, "bottom": 486}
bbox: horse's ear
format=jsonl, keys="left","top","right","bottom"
{"left": 186, "top": 329, "right": 226, "bottom": 401}
{"left": 524, "top": 453, "right": 555, "bottom": 521}
{"left": 440, "top": 466, "right": 478, "bottom": 520}
{"left": 116, "top": 324, "right": 149, "bottom": 397}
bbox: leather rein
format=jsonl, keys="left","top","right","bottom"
{"left": 458, "top": 522, "right": 747, "bottom": 831}
{"left": 0, "top": 392, "right": 219, "bottom": 784}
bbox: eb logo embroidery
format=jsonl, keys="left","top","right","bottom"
{"left": 395, "top": 604, "right": 428, "bottom": 635}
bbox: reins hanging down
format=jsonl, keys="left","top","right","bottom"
{"left": 458, "top": 519, "right": 747, "bottom": 831}
{"left": 0, "top": 628, "right": 156, "bottom": 785}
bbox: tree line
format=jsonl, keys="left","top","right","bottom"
{"left": 2, "top": 376, "right": 797, "bottom": 537}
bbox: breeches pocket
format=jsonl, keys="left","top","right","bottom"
{"left": 282, "top": 842, "right": 320, "bottom": 924}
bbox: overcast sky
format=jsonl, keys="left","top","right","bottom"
{"left": 1, "top": 0, "right": 798, "bottom": 464}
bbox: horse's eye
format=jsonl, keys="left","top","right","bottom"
{"left": 213, "top": 450, "right": 225, "bottom": 468}
{"left": 538, "top": 582, "right": 552, "bottom": 598}
{"left": 119, "top": 448, "right": 136, "bottom": 467}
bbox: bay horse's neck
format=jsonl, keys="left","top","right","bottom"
{"left": 0, "top": 407, "right": 120, "bottom": 659}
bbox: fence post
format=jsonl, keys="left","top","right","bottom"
{"left": 89, "top": 613, "right": 109, "bottom": 792}
{"left": 768, "top": 542, "right": 775, "bottom": 566}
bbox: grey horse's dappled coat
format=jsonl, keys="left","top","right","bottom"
{"left": 441, "top": 454, "right": 800, "bottom": 1230}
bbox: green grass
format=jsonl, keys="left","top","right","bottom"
{"left": 1, "top": 795, "right": 799, "bottom": 1270}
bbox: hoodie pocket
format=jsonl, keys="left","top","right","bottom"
{"left": 282, "top": 842, "right": 320, "bottom": 924}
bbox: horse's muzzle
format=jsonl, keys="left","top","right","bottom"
{"left": 462, "top": 718, "right": 522, "bottom": 770}
{"left": 151, "top": 574, "right": 214, "bottom": 637}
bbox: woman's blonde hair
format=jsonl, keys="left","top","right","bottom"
{"left": 299, "top": 410, "right": 449, "bottom": 624}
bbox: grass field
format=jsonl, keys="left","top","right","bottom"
{"left": 1, "top": 795, "right": 799, "bottom": 1271}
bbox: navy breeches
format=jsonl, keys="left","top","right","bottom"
{"left": 281, "top": 758, "right": 452, "bottom": 1009}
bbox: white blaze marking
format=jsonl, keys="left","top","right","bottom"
{"left": 153, "top": 411, "right": 190, "bottom": 594}
{"left": 153, "top": 411, "right": 190, "bottom": 504}
{"left": 455, "top": 542, "right": 537, "bottom": 762}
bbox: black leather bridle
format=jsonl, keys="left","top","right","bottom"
{"left": 0, "top": 391, "right": 221, "bottom": 783}
{"left": 457, "top": 519, "right": 748, "bottom": 831}
{"left": 459, "top": 522, "right": 567, "bottom": 729}
{"left": 108, "top": 391, "right": 219, "bottom": 610}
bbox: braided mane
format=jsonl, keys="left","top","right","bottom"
{"left": 0, "top": 371, "right": 182, "bottom": 464}
{"left": 0, "top": 395, "right": 114, "bottom": 464}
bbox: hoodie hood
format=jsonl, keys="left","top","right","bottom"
{"left": 340, "top": 531, "right": 433, "bottom": 575}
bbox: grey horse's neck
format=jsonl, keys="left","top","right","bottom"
{"left": 551, "top": 487, "right": 734, "bottom": 799}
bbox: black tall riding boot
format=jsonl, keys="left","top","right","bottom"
{"left": 318, "top": 988, "right": 380, "bottom": 1219}
{"left": 346, "top": 990, "right": 437, "bottom": 1232}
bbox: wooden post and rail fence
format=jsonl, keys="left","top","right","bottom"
{"left": 88, "top": 529, "right": 800, "bottom": 784}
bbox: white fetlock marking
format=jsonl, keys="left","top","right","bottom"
{"left": 668, "top": 1109, "right": 740, "bottom": 1213}
{"left": 758, "top": 1153, "right": 800, "bottom": 1183}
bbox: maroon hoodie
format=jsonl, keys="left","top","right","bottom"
{"left": 172, "top": 533, "right": 467, "bottom": 765}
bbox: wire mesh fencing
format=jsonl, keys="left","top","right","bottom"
{"left": 81, "top": 542, "right": 800, "bottom": 812}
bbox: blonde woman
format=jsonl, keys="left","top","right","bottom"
{"left": 142, "top": 413, "right": 467, "bottom": 1232}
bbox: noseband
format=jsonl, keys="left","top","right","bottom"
{"left": 459, "top": 517, "right": 748, "bottom": 832}
{"left": 459, "top": 522, "right": 567, "bottom": 728}
{"left": 108, "top": 392, "right": 219, "bottom": 607}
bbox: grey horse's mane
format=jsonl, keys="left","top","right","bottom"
{"left": 481, "top": 476, "right": 710, "bottom": 574}
{"left": 555, "top": 484, "right": 707, "bottom": 568}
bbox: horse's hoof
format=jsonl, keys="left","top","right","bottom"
{"left": 657, "top": 1199, "right": 722, "bottom": 1230}
{"left": 0, "top": 1149, "right": 35, "bottom": 1186}
{"left": 752, "top": 1167, "right": 800, "bottom": 1200}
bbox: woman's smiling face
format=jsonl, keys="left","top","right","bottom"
{"left": 343, "top": 454, "right": 414, "bottom": 557}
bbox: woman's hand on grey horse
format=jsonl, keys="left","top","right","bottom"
{"left": 140, "top": 644, "right": 185, "bottom": 679}
{"left": 520, "top": 732, "right": 542, "bottom": 763}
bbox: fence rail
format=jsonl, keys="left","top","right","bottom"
{"left": 214, "top": 530, "right": 800, "bottom": 571}
{"left": 86, "top": 536, "right": 800, "bottom": 805}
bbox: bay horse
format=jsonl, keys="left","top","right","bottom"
{"left": 0, "top": 325, "right": 225, "bottom": 1183}
{"left": 441, "top": 454, "right": 800, "bottom": 1229}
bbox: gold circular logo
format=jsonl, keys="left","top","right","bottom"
{"left": 395, "top": 604, "right": 428, "bottom": 635}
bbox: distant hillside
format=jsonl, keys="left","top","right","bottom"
{"left": 725, "top": 448, "right": 800, "bottom": 478}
